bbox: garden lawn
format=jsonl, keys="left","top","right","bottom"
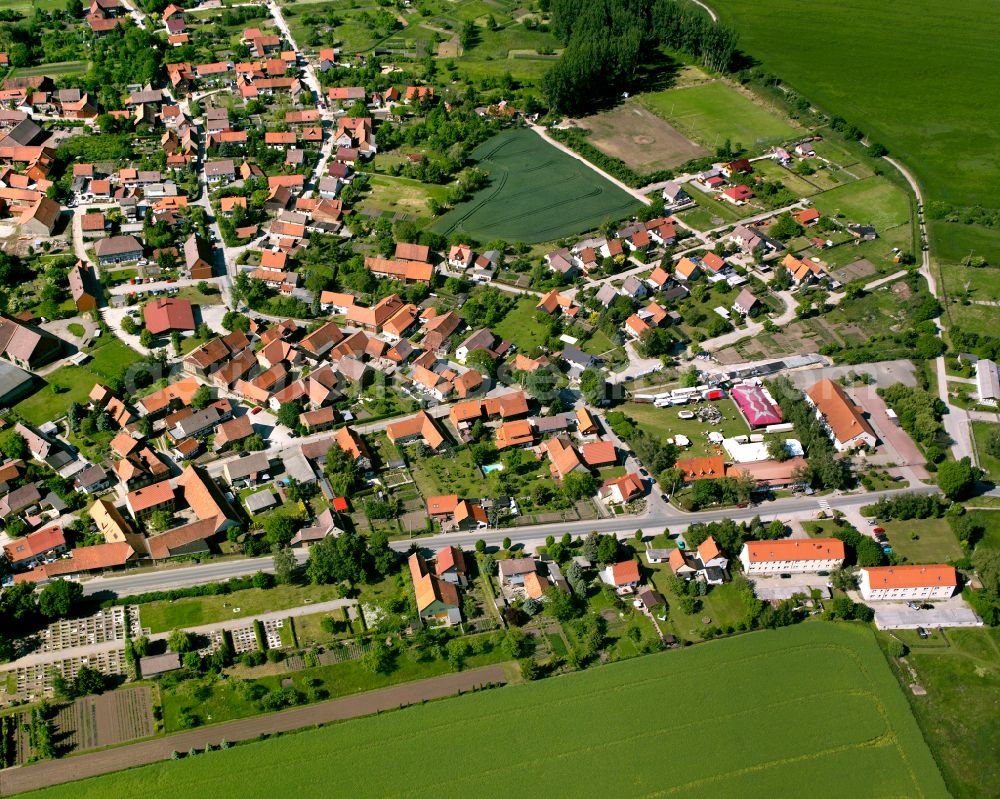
{"left": 971, "top": 423, "right": 1000, "bottom": 482}
{"left": 408, "top": 447, "right": 493, "bottom": 499}
{"left": 13, "top": 368, "right": 90, "bottom": 425}
{"left": 646, "top": 563, "right": 748, "bottom": 642}
{"left": 709, "top": 0, "right": 1000, "bottom": 210}
{"left": 639, "top": 81, "right": 799, "bottom": 152}
{"left": 137, "top": 584, "right": 347, "bottom": 634}
{"left": 33, "top": 624, "right": 948, "bottom": 799}
{"left": 878, "top": 518, "right": 963, "bottom": 564}
{"left": 488, "top": 295, "right": 551, "bottom": 352}
{"left": 432, "top": 128, "right": 641, "bottom": 244}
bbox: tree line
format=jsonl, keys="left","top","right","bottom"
{"left": 543, "top": 0, "right": 739, "bottom": 114}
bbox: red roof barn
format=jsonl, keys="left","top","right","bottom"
{"left": 144, "top": 298, "right": 195, "bottom": 334}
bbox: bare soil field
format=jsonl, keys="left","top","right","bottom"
{"left": 51, "top": 687, "right": 155, "bottom": 756}
{"left": 571, "top": 101, "right": 708, "bottom": 173}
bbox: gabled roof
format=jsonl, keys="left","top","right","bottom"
{"left": 676, "top": 455, "right": 726, "bottom": 481}
{"left": 427, "top": 494, "right": 459, "bottom": 515}
{"left": 146, "top": 517, "right": 217, "bottom": 559}
{"left": 743, "top": 538, "right": 845, "bottom": 563}
{"left": 435, "top": 545, "right": 466, "bottom": 575}
{"left": 580, "top": 439, "right": 616, "bottom": 466}
{"left": 495, "top": 419, "right": 534, "bottom": 449}
{"left": 176, "top": 464, "right": 237, "bottom": 531}
{"left": 545, "top": 436, "right": 583, "bottom": 478}
{"left": 126, "top": 479, "right": 174, "bottom": 514}
{"left": 143, "top": 298, "right": 194, "bottom": 334}
{"left": 608, "top": 560, "right": 640, "bottom": 586}
{"left": 3, "top": 524, "right": 65, "bottom": 562}
{"left": 385, "top": 410, "right": 445, "bottom": 449}
{"left": 861, "top": 564, "right": 957, "bottom": 590}
{"left": 806, "top": 379, "right": 876, "bottom": 445}
{"left": 697, "top": 536, "right": 722, "bottom": 564}
{"left": 408, "top": 553, "right": 460, "bottom": 613}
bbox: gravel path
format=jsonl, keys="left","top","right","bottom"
{"left": 0, "top": 664, "right": 510, "bottom": 796}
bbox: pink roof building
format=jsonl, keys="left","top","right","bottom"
{"left": 731, "top": 384, "right": 782, "bottom": 428}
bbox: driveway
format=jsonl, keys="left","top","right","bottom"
{"left": 101, "top": 306, "right": 154, "bottom": 355}
{"left": 607, "top": 341, "right": 664, "bottom": 384}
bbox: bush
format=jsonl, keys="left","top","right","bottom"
{"left": 886, "top": 639, "right": 908, "bottom": 658}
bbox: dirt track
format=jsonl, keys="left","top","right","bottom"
{"left": 0, "top": 664, "right": 510, "bottom": 796}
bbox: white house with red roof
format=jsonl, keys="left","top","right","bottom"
{"left": 739, "top": 538, "right": 845, "bottom": 575}
{"left": 598, "top": 559, "right": 641, "bottom": 590}
{"left": 859, "top": 565, "right": 958, "bottom": 602}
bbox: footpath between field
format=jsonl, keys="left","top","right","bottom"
{"left": 0, "top": 664, "right": 511, "bottom": 796}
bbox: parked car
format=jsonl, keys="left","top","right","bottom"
{"left": 917, "top": 627, "right": 929, "bottom": 639}
{"left": 251, "top": 406, "right": 263, "bottom": 415}
{"left": 873, "top": 527, "right": 886, "bottom": 534}
{"left": 779, "top": 573, "right": 791, "bottom": 579}
{"left": 867, "top": 520, "right": 877, "bottom": 526}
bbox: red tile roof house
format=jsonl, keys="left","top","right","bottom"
{"left": 598, "top": 560, "right": 642, "bottom": 591}
{"left": 143, "top": 298, "right": 195, "bottom": 335}
{"left": 434, "top": 545, "right": 468, "bottom": 586}
{"left": 125, "top": 479, "right": 175, "bottom": 522}
{"left": 581, "top": 440, "right": 617, "bottom": 468}
{"left": 721, "top": 185, "right": 754, "bottom": 205}
{"left": 13, "top": 542, "right": 136, "bottom": 584}
{"left": 426, "top": 493, "right": 459, "bottom": 521}
{"left": 3, "top": 524, "right": 66, "bottom": 569}
{"left": 599, "top": 472, "right": 644, "bottom": 504}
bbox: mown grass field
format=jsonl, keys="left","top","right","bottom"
{"left": 883, "top": 627, "right": 1000, "bottom": 799}
{"left": 12, "top": 60, "right": 87, "bottom": 78}
{"left": 28, "top": 624, "right": 949, "bottom": 798}
{"left": 931, "top": 221, "right": 1000, "bottom": 328}
{"left": 709, "top": 0, "right": 1000, "bottom": 210}
{"left": 971, "top": 422, "right": 1000, "bottom": 482}
{"left": 138, "top": 585, "right": 347, "bottom": 634}
{"left": 640, "top": 80, "right": 799, "bottom": 152}
{"left": 810, "top": 175, "right": 912, "bottom": 230}
{"left": 13, "top": 337, "right": 142, "bottom": 424}
{"left": 878, "top": 518, "right": 963, "bottom": 565}
{"left": 432, "top": 129, "right": 640, "bottom": 243}
{"left": 364, "top": 174, "right": 451, "bottom": 220}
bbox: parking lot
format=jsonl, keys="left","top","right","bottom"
{"left": 749, "top": 573, "right": 832, "bottom": 601}
{"left": 871, "top": 598, "right": 983, "bottom": 630}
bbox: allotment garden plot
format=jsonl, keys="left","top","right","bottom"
{"left": 31, "top": 624, "right": 948, "bottom": 799}
{"left": 433, "top": 129, "right": 641, "bottom": 244}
